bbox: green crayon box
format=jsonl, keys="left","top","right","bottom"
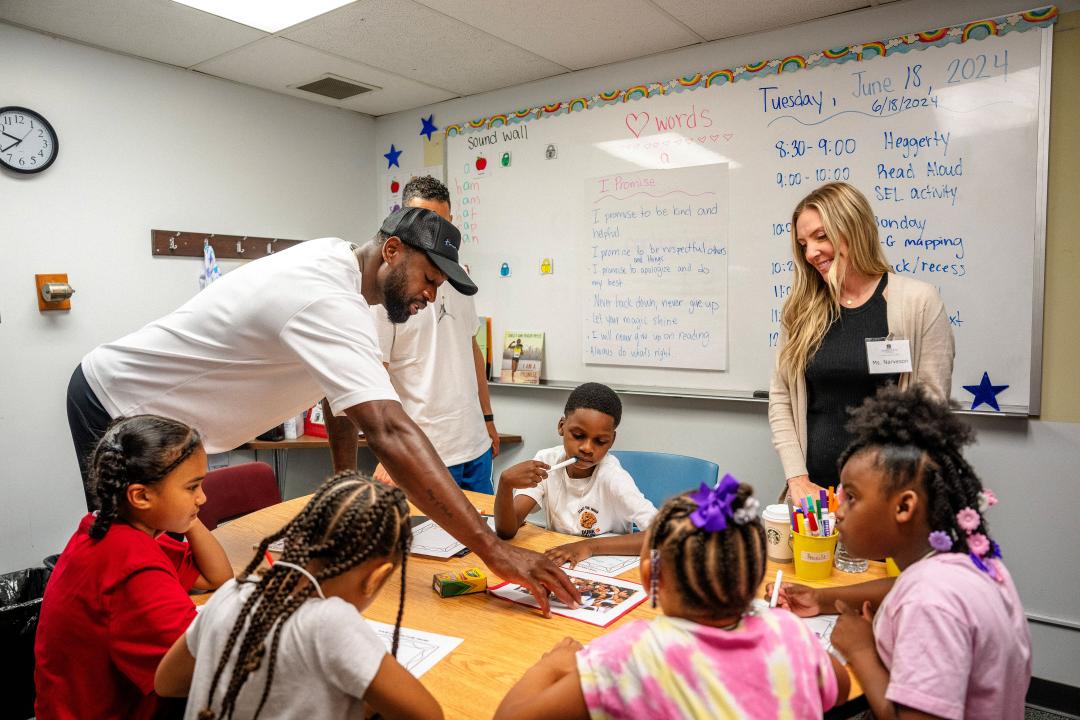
{"left": 432, "top": 567, "right": 488, "bottom": 597}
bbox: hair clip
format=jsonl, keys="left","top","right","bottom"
{"left": 928, "top": 530, "right": 953, "bottom": 552}
{"left": 977, "top": 489, "right": 998, "bottom": 513}
{"left": 688, "top": 473, "right": 740, "bottom": 532}
{"left": 732, "top": 497, "right": 760, "bottom": 526}
{"left": 956, "top": 507, "right": 980, "bottom": 533}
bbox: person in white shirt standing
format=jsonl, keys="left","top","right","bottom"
{"left": 370, "top": 176, "right": 499, "bottom": 493}
{"left": 67, "top": 208, "right": 579, "bottom": 614}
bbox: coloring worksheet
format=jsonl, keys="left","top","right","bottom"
{"left": 410, "top": 515, "right": 497, "bottom": 559}
{"left": 568, "top": 554, "right": 640, "bottom": 577}
{"left": 366, "top": 620, "right": 463, "bottom": 678}
{"left": 802, "top": 614, "right": 847, "bottom": 664}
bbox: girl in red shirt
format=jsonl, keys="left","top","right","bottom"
{"left": 35, "top": 415, "right": 233, "bottom": 720}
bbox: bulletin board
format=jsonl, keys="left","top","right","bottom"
{"left": 446, "top": 7, "right": 1058, "bottom": 415}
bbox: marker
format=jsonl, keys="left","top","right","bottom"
{"left": 769, "top": 569, "right": 783, "bottom": 608}
{"left": 264, "top": 550, "right": 274, "bottom": 567}
{"left": 549, "top": 457, "right": 579, "bottom": 472}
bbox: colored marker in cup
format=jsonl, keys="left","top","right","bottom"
{"left": 549, "top": 457, "right": 578, "bottom": 472}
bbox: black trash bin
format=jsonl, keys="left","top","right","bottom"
{"left": 0, "top": 565, "right": 52, "bottom": 719}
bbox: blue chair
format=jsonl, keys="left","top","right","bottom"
{"left": 610, "top": 451, "right": 720, "bottom": 509}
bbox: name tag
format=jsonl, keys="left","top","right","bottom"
{"left": 866, "top": 338, "right": 912, "bottom": 374}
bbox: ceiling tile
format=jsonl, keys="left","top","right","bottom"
{"left": 415, "top": 0, "right": 703, "bottom": 70}
{"left": 0, "top": 0, "right": 266, "bottom": 68}
{"left": 651, "top": 0, "right": 869, "bottom": 42}
{"left": 194, "top": 37, "right": 457, "bottom": 116}
{"left": 283, "top": 0, "right": 570, "bottom": 96}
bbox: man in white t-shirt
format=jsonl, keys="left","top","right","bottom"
{"left": 370, "top": 176, "right": 498, "bottom": 493}
{"left": 66, "top": 208, "right": 578, "bottom": 613}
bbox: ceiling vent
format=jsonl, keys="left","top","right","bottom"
{"left": 292, "top": 74, "right": 379, "bottom": 100}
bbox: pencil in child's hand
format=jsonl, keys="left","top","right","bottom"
{"left": 549, "top": 457, "right": 578, "bottom": 472}
{"left": 264, "top": 550, "right": 274, "bottom": 567}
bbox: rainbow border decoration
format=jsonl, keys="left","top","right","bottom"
{"left": 446, "top": 6, "right": 1058, "bottom": 136}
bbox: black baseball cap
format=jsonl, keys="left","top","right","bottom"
{"left": 380, "top": 207, "right": 477, "bottom": 296}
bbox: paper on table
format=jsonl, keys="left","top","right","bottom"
{"left": 489, "top": 567, "right": 647, "bottom": 627}
{"left": 410, "top": 515, "right": 496, "bottom": 559}
{"left": 802, "top": 614, "right": 847, "bottom": 664}
{"left": 569, "top": 554, "right": 640, "bottom": 577}
{"left": 366, "top": 620, "right": 463, "bottom": 678}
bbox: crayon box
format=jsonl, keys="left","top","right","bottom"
{"left": 433, "top": 567, "right": 488, "bottom": 597}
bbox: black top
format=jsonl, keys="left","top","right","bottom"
{"left": 805, "top": 274, "right": 897, "bottom": 487}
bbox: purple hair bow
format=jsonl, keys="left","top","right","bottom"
{"left": 689, "top": 474, "right": 740, "bottom": 532}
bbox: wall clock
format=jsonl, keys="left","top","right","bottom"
{"left": 1, "top": 106, "right": 58, "bottom": 174}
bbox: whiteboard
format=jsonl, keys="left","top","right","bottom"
{"left": 447, "top": 17, "right": 1052, "bottom": 414}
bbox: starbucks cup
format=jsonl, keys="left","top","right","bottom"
{"left": 762, "top": 504, "right": 794, "bottom": 563}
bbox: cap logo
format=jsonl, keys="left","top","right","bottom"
{"left": 444, "top": 238, "right": 456, "bottom": 248}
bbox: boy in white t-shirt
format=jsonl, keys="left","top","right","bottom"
{"left": 494, "top": 383, "right": 656, "bottom": 567}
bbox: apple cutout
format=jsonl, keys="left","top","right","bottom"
{"left": 475, "top": 155, "right": 487, "bottom": 171}
{"left": 390, "top": 180, "right": 400, "bottom": 193}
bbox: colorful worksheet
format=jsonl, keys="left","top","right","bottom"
{"left": 489, "top": 568, "right": 647, "bottom": 627}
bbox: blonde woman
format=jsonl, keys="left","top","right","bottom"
{"left": 769, "top": 183, "right": 954, "bottom": 501}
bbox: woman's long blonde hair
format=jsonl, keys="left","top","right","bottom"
{"left": 778, "top": 183, "right": 891, "bottom": 383}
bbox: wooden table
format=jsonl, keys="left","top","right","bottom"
{"left": 205, "top": 490, "right": 882, "bottom": 719}
{"left": 238, "top": 433, "right": 523, "bottom": 495}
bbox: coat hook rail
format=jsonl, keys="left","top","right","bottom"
{"left": 151, "top": 230, "right": 302, "bottom": 261}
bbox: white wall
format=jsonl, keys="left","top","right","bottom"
{"left": 0, "top": 23, "right": 376, "bottom": 573}
{"left": 372, "top": 0, "right": 1080, "bottom": 686}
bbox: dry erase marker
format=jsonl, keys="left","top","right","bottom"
{"left": 549, "top": 457, "right": 578, "bottom": 472}
{"left": 769, "top": 570, "right": 783, "bottom": 608}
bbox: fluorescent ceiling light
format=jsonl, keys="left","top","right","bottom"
{"left": 171, "top": 0, "right": 353, "bottom": 33}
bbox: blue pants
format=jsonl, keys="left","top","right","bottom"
{"left": 448, "top": 447, "right": 494, "bottom": 494}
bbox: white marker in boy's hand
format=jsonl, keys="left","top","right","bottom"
{"left": 548, "top": 457, "right": 578, "bottom": 472}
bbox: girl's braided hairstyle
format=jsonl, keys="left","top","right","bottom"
{"left": 647, "top": 483, "right": 766, "bottom": 618}
{"left": 198, "top": 472, "right": 410, "bottom": 720}
{"left": 838, "top": 385, "right": 997, "bottom": 561}
{"left": 88, "top": 415, "right": 202, "bottom": 539}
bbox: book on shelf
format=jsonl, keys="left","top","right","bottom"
{"left": 499, "top": 331, "right": 544, "bottom": 385}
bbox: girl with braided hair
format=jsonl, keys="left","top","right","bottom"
{"left": 155, "top": 471, "right": 442, "bottom": 720}
{"left": 770, "top": 385, "right": 1030, "bottom": 719}
{"left": 494, "top": 477, "right": 848, "bottom": 720}
{"left": 35, "top": 415, "right": 232, "bottom": 720}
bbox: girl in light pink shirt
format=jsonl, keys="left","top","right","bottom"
{"left": 494, "top": 479, "right": 849, "bottom": 720}
{"left": 773, "top": 386, "right": 1031, "bottom": 720}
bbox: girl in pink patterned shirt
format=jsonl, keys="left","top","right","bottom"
{"left": 494, "top": 478, "right": 849, "bottom": 720}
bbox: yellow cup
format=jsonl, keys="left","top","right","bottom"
{"left": 885, "top": 557, "right": 901, "bottom": 576}
{"left": 792, "top": 531, "right": 839, "bottom": 581}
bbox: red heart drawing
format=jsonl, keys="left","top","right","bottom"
{"left": 697, "top": 136, "right": 707, "bottom": 143}
{"left": 723, "top": 133, "right": 734, "bottom": 141}
{"left": 625, "top": 112, "right": 650, "bottom": 138}
{"left": 709, "top": 134, "right": 721, "bottom": 142}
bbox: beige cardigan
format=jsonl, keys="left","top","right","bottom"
{"left": 768, "top": 272, "right": 955, "bottom": 481}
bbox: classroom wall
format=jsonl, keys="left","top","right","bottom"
{"left": 373, "top": 0, "right": 1080, "bottom": 686}
{"left": 0, "top": 23, "right": 377, "bottom": 575}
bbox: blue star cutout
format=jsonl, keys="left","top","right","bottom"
{"left": 420, "top": 114, "right": 438, "bottom": 141}
{"left": 963, "top": 372, "right": 1009, "bottom": 411}
{"left": 383, "top": 144, "right": 402, "bottom": 168}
